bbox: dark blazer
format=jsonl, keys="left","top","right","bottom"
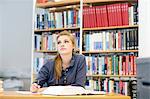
{"left": 36, "top": 53, "right": 86, "bottom": 87}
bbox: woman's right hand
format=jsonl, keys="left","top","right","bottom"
{"left": 30, "top": 83, "right": 41, "bottom": 93}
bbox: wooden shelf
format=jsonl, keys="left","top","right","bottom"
{"left": 34, "top": 25, "right": 138, "bottom": 32}
{"left": 83, "top": 0, "right": 137, "bottom": 4}
{"left": 36, "top": 0, "right": 80, "bottom": 8}
{"left": 34, "top": 27, "right": 80, "bottom": 32}
{"left": 83, "top": 25, "right": 138, "bottom": 31}
{"left": 36, "top": 0, "right": 137, "bottom": 8}
{"left": 48, "top": 3, "right": 90, "bottom": 12}
{"left": 86, "top": 74, "right": 136, "bottom": 77}
{"left": 48, "top": 5, "right": 80, "bottom": 12}
{"left": 82, "top": 50, "right": 138, "bottom": 54}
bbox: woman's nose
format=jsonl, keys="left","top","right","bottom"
{"left": 60, "top": 43, "right": 64, "bottom": 47}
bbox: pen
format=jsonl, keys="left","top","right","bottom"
{"left": 36, "top": 80, "right": 41, "bottom": 88}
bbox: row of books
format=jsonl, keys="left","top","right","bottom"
{"left": 35, "top": 8, "right": 80, "bottom": 29}
{"left": 83, "top": 2, "right": 138, "bottom": 28}
{"left": 35, "top": 2, "right": 138, "bottom": 29}
{"left": 34, "top": 31, "right": 80, "bottom": 51}
{"left": 83, "top": 28, "right": 138, "bottom": 51}
{"left": 85, "top": 78, "right": 137, "bottom": 97}
{"left": 35, "top": 33, "right": 57, "bottom": 51}
{"left": 85, "top": 54, "right": 137, "bottom": 76}
{"left": 33, "top": 53, "right": 137, "bottom": 77}
{"left": 33, "top": 57, "right": 45, "bottom": 74}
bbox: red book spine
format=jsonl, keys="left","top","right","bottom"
{"left": 107, "top": 4, "right": 113, "bottom": 26}
{"left": 95, "top": 6, "right": 101, "bottom": 27}
{"left": 75, "top": 10, "right": 77, "bottom": 27}
{"left": 116, "top": 3, "right": 123, "bottom": 26}
{"left": 90, "top": 7, "right": 94, "bottom": 28}
{"left": 92, "top": 7, "right": 97, "bottom": 27}
{"left": 83, "top": 7, "right": 88, "bottom": 28}
{"left": 130, "top": 55, "right": 134, "bottom": 75}
{"left": 86, "top": 7, "right": 91, "bottom": 28}
{"left": 89, "top": 7, "right": 94, "bottom": 28}
{"left": 102, "top": 5, "right": 109, "bottom": 27}
{"left": 111, "top": 4, "right": 116, "bottom": 26}
{"left": 133, "top": 56, "right": 137, "bottom": 75}
{"left": 121, "top": 3, "right": 129, "bottom": 25}
{"left": 83, "top": 7, "right": 86, "bottom": 28}
{"left": 125, "top": 55, "right": 129, "bottom": 75}
{"left": 113, "top": 4, "right": 118, "bottom": 26}
{"left": 99, "top": 6, "right": 104, "bottom": 27}
{"left": 119, "top": 80, "right": 123, "bottom": 94}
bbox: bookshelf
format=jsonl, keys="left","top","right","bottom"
{"left": 33, "top": 0, "right": 138, "bottom": 98}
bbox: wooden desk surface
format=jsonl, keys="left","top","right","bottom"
{"left": 0, "top": 91, "right": 131, "bottom": 99}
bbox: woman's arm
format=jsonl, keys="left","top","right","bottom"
{"left": 30, "top": 63, "right": 50, "bottom": 92}
{"left": 36, "top": 64, "right": 50, "bottom": 87}
{"left": 31, "top": 61, "right": 52, "bottom": 92}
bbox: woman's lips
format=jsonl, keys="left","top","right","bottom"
{"left": 60, "top": 48, "right": 66, "bottom": 50}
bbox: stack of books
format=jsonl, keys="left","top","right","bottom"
{"left": 0, "top": 80, "right": 3, "bottom": 93}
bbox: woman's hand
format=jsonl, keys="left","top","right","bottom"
{"left": 30, "top": 83, "right": 41, "bottom": 93}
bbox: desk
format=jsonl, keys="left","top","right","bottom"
{"left": 0, "top": 91, "right": 131, "bottom": 99}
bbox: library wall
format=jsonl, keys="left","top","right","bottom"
{"left": 0, "top": 1, "right": 3, "bottom": 74}
{"left": 139, "top": 0, "right": 150, "bottom": 58}
{"left": 0, "top": 0, "right": 34, "bottom": 79}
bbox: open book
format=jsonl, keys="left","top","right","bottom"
{"left": 41, "top": 86, "right": 106, "bottom": 95}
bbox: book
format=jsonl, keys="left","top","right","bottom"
{"left": 41, "top": 86, "right": 106, "bottom": 95}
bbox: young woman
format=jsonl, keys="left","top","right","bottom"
{"left": 30, "top": 31, "right": 86, "bottom": 92}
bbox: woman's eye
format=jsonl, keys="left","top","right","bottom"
{"left": 57, "top": 41, "right": 61, "bottom": 44}
{"left": 64, "top": 40, "right": 69, "bottom": 43}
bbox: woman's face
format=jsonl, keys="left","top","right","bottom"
{"left": 57, "top": 35, "right": 74, "bottom": 55}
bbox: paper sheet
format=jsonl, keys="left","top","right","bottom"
{"left": 41, "top": 86, "right": 106, "bottom": 95}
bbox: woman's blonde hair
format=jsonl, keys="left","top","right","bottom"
{"left": 54, "top": 30, "right": 76, "bottom": 79}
